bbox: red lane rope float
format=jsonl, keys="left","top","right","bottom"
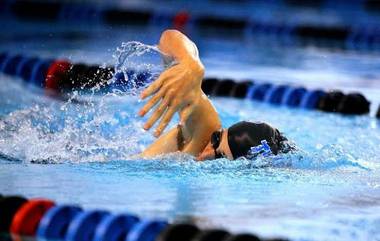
{"left": 173, "top": 11, "right": 190, "bottom": 31}
{"left": 10, "top": 199, "right": 55, "bottom": 237}
{"left": 45, "top": 60, "right": 72, "bottom": 94}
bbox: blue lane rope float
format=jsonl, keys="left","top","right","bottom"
{"left": 0, "top": 52, "right": 375, "bottom": 118}
{"left": 15, "top": 56, "right": 37, "bottom": 80}
{"left": 281, "top": 87, "right": 307, "bottom": 107}
{"left": 299, "top": 89, "right": 325, "bottom": 109}
{"left": 65, "top": 210, "right": 110, "bottom": 241}
{"left": 3, "top": 1, "right": 380, "bottom": 52}
{"left": 246, "top": 83, "right": 273, "bottom": 101}
{"left": 264, "top": 85, "right": 289, "bottom": 104}
{"left": 37, "top": 205, "right": 83, "bottom": 240}
{"left": 30, "top": 59, "right": 53, "bottom": 87}
{"left": 93, "top": 214, "right": 140, "bottom": 241}
{"left": 126, "top": 220, "right": 168, "bottom": 241}
{"left": 2, "top": 54, "right": 24, "bottom": 75}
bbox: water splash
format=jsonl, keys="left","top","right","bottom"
{"left": 114, "top": 41, "right": 161, "bottom": 73}
{"left": 1, "top": 43, "right": 380, "bottom": 173}
{"left": 0, "top": 94, "right": 149, "bottom": 163}
{"left": 0, "top": 41, "right": 174, "bottom": 164}
{"left": 111, "top": 41, "right": 163, "bottom": 92}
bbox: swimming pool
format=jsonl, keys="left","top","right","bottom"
{"left": 1, "top": 6, "right": 380, "bottom": 241}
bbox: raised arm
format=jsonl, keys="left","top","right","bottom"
{"left": 139, "top": 30, "right": 221, "bottom": 157}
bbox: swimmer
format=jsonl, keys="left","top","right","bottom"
{"left": 139, "top": 30, "right": 291, "bottom": 161}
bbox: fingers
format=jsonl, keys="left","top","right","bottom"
{"left": 138, "top": 87, "right": 165, "bottom": 117}
{"left": 140, "top": 71, "right": 169, "bottom": 99}
{"left": 143, "top": 96, "right": 170, "bottom": 130}
{"left": 154, "top": 105, "right": 178, "bottom": 137}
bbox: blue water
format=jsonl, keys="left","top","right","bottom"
{"left": 1, "top": 19, "right": 380, "bottom": 241}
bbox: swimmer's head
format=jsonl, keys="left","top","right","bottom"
{"left": 197, "top": 121, "right": 290, "bottom": 161}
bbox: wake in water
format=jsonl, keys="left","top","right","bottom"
{"left": 0, "top": 42, "right": 380, "bottom": 173}
{"left": 0, "top": 87, "right": 377, "bottom": 172}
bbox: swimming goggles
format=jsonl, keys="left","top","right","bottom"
{"left": 248, "top": 140, "right": 272, "bottom": 158}
{"left": 210, "top": 129, "right": 223, "bottom": 159}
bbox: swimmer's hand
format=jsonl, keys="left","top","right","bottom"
{"left": 139, "top": 58, "right": 204, "bottom": 137}
{"left": 140, "top": 30, "right": 221, "bottom": 157}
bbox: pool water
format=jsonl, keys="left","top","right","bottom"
{"left": 1, "top": 19, "right": 380, "bottom": 241}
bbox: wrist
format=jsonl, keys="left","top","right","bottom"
{"left": 183, "top": 58, "right": 205, "bottom": 78}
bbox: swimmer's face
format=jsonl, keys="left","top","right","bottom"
{"left": 197, "top": 128, "right": 234, "bottom": 161}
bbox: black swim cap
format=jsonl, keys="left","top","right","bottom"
{"left": 227, "top": 121, "right": 287, "bottom": 159}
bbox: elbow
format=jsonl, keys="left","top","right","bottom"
{"left": 196, "top": 62, "right": 205, "bottom": 78}
{"left": 159, "top": 29, "right": 179, "bottom": 55}
{"left": 160, "top": 29, "right": 182, "bottom": 42}
{"left": 159, "top": 29, "right": 184, "bottom": 50}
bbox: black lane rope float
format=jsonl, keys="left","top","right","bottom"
{"left": 0, "top": 52, "right": 375, "bottom": 118}
{"left": 0, "top": 194, "right": 289, "bottom": 241}
{"left": 2, "top": 0, "right": 380, "bottom": 52}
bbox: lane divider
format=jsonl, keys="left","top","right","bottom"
{"left": 0, "top": 52, "right": 376, "bottom": 118}
{"left": 202, "top": 78, "right": 372, "bottom": 116}
{"left": 0, "top": 52, "right": 154, "bottom": 94}
{"left": 0, "top": 194, "right": 289, "bottom": 241}
{"left": 3, "top": 0, "right": 380, "bottom": 51}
